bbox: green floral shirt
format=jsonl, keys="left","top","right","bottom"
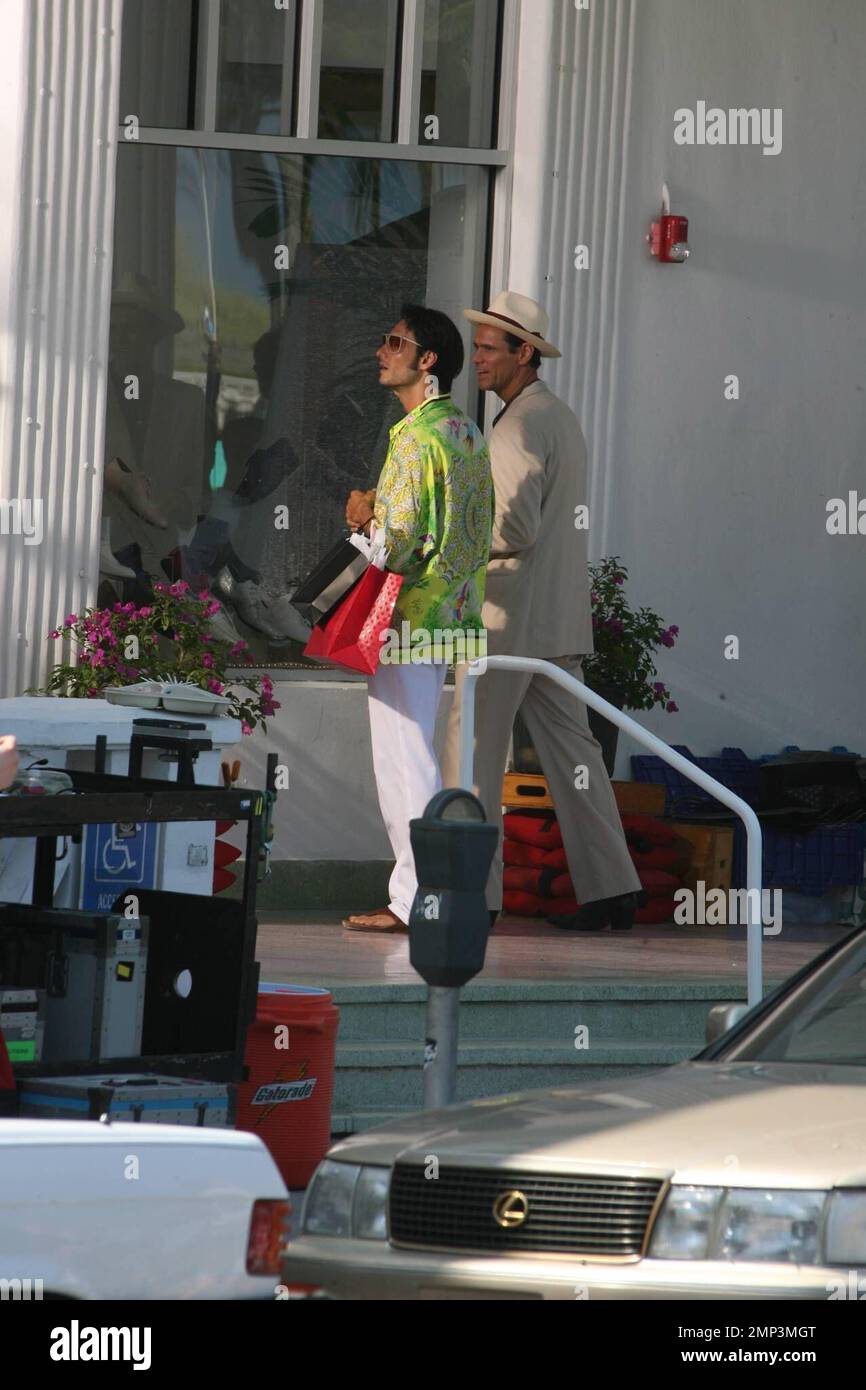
{"left": 373, "top": 394, "right": 493, "bottom": 663}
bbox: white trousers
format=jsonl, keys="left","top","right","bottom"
{"left": 367, "top": 661, "right": 448, "bottom": 924}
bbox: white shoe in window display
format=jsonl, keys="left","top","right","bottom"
{"left": 104, "top": 457, "right": 169, "bottom": 530}
{"left": 257, "top": 591, "right": 312, "bottom": 644}
{"left": 215, "top": 569, "right": 309, "bottom": 644}
{"left": 99, "top": 519, "right": 136, "bottom": 579}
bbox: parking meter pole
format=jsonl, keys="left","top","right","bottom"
{"left": 423, "top": 986, "right": 460, "bottom": 1108}
{"left": 458, "top": 662, "right": 481, "bottom": 790}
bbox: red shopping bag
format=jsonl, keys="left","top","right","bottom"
{"left": 303, "top": 566, "right": 403, "bottom": 675}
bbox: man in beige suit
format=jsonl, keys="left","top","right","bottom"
{"left": 442, "top": 291, "right": 641, "bottom": 932}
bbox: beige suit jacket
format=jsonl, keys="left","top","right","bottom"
{"left": 482, "top": 379, "right": 593, "bottom": 658}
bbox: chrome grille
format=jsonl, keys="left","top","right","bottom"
{"left": 389, "top": 1163, "right": 663, "bottom": 1257}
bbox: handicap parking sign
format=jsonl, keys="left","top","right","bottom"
{"left": 80, "top": 822, "right": 157, "bottom": 912}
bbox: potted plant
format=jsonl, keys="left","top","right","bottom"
{"left": 581, "top": 556, "right": 679, "bottom": 775}
{"left": 37, "top": 580, "right": 279, "bottom": 735}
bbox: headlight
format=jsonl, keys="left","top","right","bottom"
{"left": 301, "top": 1160, "right": 390, "bottom": 1240}
{"left": 825, "top": 1191, "right": 866, "bottom": 1264}
{"left": 354, "top": 1166, "right": 390, "bottom": 1240}
{"left": 302, "top": 1160, "right": 359, "bottom": 1237}
{"left": 717, "top": 1189, "right": 823, "bottom": 1263}
{"left": 651, "top": 1185, "right": 825, "bottom": 1262}
{"left": 649, "top": 1185, "right": 723, "bottom": 1258}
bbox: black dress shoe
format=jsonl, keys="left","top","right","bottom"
{"left": 552, "top": 892, "right": 640, "bottom": 933}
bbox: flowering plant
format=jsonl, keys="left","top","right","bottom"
{"left": 38, "top": 581, "right": 279, "bottom": 735}
{"left": 582, "top": 557, "right": 679, "bottom": 713}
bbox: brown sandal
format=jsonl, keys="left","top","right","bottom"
{"left": 342, "top": 907, "right": 407, "bottom": 933}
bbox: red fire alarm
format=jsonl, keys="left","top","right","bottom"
{"left": 648, "top": 183, "right": 690, "bottom": 263}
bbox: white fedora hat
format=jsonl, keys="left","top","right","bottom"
{"left": 463, "top": 290, "right": 561, "bottom": 359}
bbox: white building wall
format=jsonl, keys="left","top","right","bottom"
{"left": 508, "top": 0, "right": 866, "bottom": 768}
{"left": 0, "top": 0, "right": 123, "bottom": 700}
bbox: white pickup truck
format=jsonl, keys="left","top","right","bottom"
{"left": 0, "top": 1119, "right": 290, "bottom": 1300}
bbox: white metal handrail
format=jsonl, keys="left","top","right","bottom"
{"left": 458, "top": 656, "right": 764, "bottom": 1006}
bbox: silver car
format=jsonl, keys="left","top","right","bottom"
{"left": 284, "top": 927, "right": 866, "bottom": 1300}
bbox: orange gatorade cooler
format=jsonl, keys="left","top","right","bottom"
{"left": 236, "top": 984, "right": 340, "bottom": 1188}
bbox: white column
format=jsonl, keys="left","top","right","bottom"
{"left": 501, "top": 0, "right": 636, "bottom": 556}
{"left": 0, "top": 0, "right": 124, "bottom": 700}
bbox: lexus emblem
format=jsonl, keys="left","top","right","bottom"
{"left": 493, "top": 1190, "right": 529, "bottom": 1229}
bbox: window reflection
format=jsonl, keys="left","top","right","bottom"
{"left": 319, "top": 0, "right": 399, "bottom": 141}
{"left": 217, "top": 0, "right": 297, "bottom": 135}
{"left": 120, "top": 0, "right": 194, "bottom": 130}
{"left": 419, "top": 0, "right": 501, "bottom": 148}
{"left": 103, "top": 146, "right": 488, "bottom": 665}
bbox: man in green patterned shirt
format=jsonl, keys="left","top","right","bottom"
{"left": 342, "top": 304, "right": 493, "bottom": 932}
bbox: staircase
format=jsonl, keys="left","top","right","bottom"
{"left": 330, "top": 978, "right": 750, "bottom": 1133}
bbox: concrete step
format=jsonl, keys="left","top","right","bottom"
{"left": 332, "top": 1037, "right": 696, "bottom": 1111}
{"left": 330, "top": 980, "right": 748, "bottom": 1044}
{"left": 328, "top": 979, "right": 752, "bottom": 1127}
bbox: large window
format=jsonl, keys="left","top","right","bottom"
{"left": 107, "top": 1, "right": 505, "bottom": 666}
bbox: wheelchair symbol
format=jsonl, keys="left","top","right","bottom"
{"left": 101, "top": 825, "right": 139, "bottom": 876}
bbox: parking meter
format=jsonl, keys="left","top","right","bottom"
{"left": 408, "top": 789, "right": 498, "bottom": 1107}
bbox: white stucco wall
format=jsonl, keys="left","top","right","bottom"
{"left": 607, "top": 0, "right": 866, "bottom": 769}
{"left": 513, "top": 0, "right": 866, "bottom": 770}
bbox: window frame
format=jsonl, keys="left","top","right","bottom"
{"left": 113, "top": 0, "right": 519, "bottom": 670}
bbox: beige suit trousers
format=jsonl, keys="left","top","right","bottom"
{"left": 442, "top": 658, "right": 642, "bottom": 912}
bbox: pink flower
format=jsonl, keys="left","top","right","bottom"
{"left": 653, "top": 682, "right": 666, "bottom": 694}
{"left": 65, "top": 614, "right": 78, "bottom": 626}
{"left": 241, "top": 721, "right": 252, "bottom": 736}
{"left": 229, "top": 640, "right": 248, "bottom": 658}
{"left": 48, "top": 629, "right": 60, "bottom": 640}
{"left": 207, "top": 678, "right": 224, "bottom": 695}
{"left": 197, "top": 588, "right": 211, "bottom": 601}
{"left": 666, "top": 700, "right": 679, "bottom": 713}
{"left": 137, "top": 606, "right": 153, "bottom": 618}
{"left": 659, "top": 631, "right": 675, "bottom": 648}
{"left": 202, "top": 653, "right": 214, "bottom": 669}
{"left": 614, "top": 575, "right": 624, "bottom": 586}
{"left": 206, "top": 600, "right": 222, "bottom": 617}
{"left": 169, "top": 580, "right": 189, "bottom": 596}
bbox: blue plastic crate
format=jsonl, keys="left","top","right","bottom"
{"left": 631, "top": 745, "right": 761, "bottom": 815}
{"left": 732, "top": 822, "right": 866, "bottom": 895}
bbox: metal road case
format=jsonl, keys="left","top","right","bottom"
{"left": 0, "top": 906, "right": 149, "bottom": 1062}
{"left": 19, "top": 1072, "right": 234, "bottom": 1127}
{"left": 0, "top": 767, "right": 265, "bottom": 1084}
{"left": 0, "top": 986, "right": 45, "bottom": 1064}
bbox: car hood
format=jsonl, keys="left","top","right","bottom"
{"left": 330, "top": 1062, "right": 866, "bottom": 1188}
